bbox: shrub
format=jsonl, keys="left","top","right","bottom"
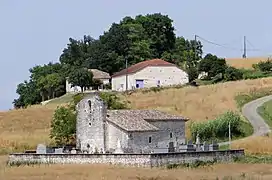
{"left": 211, "top": 73, "right": 224, "bottom": 84}
{"left": 224, "top": 66, "right": 243, "bottom": 81}
{"left": 240, "top": 69, "right": 272, "bottom": 80}
{"left": 99, "top": 92, "right": 128, "bottom": 109}
{"left": 190, "top": 111, "right": 243, "bottom": 141}
{"left": 253, "top": 59, "right": 272, "bottom": 72}
{"left": 104, "top": 83, "right": 112, "bottom": 90}
{"left": 50, "top": 106, "right": 76, "bottom": 145}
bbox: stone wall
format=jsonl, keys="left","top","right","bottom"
{"left": 8, "top": 150, "right": 244, "bottom": 168}
{"left": 128, "top": 120, "right": 185, "bottom": 153}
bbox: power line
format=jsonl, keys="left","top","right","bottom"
{"left": 196, "top": 35, "right": 260, "bottom": 52}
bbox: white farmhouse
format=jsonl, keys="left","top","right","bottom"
{"left": 66, "top": 69, "right": 111, "bottom": 93}
{"left": 111, "top": 59, "right": 189, "bottom": 91}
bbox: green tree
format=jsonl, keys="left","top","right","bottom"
{"left": 92, "top": 79, "right": 103, "bottom": 90}
{"left": 68, "top": 68, "right": 93, "bottom": 92}
{"left": 44, "top": 73, "right": 63, "bottom": 99}
{"left": 13, "top": 80, "right": 41, "bottom": 108}
{"left": 50, "top": 106, "right": 76, "bottom": 145}
{"left": 198, "top": 53, "right": 227, "bottom": 79}
{"left": 224, "top": 66, "right": 243, "bottom": 81}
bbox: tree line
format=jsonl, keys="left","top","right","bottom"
{"left": 13, "top": 13, "right": 228, "bottom": 108}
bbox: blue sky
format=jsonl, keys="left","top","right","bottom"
{"left": 0, "top": 0, "right": 272, "bottom": 111}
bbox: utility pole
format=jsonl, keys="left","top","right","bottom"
{"left": 242, "top": 36, "right": 247, "bottom": 58}
{"left": 195, "top": 35, "right": 198, "bottom": 61}
{"left": 125, "top": 57, "right": 128, "bottom": 91}
{"left": 229, "top": 122, "right": 231, "bottom": 149}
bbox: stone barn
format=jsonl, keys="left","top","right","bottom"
{"left": 76, "top": 93, "right": 188, "bottom": 154}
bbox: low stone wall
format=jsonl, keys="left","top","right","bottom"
{"left": 8, "top": 149, "right": 244, "bottom": 168}
{"left": 150, "top": 150, "right": 244, "bottom": 167}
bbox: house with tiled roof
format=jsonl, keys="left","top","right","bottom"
{"left": 66, "top": 69, "right": 111, "bottom": 93}
{"left": 111, "top": 59, "right": 189, "bottom": 91}
{"left": 76, "top": 93, "right": 189, "bottom": 154}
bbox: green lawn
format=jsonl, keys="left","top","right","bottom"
{"left": 258, "top": 100, "right": 272, "bottom": 128}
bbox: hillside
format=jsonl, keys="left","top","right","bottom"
{"left": 226, "top": 57, "right": 268, "bottom": 69}
{"left": 2, "top": 78, "right": 272, "bottom": 155}
{"left": 126, "top": 77, "right": 272, "bottom": 121}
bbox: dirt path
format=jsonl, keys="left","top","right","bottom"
{"left": 219, "top": 95, "right": 272, "bottom": 146}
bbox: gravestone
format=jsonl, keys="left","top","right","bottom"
{"left": 179, "top": 140, "right": 196, "bottom": 152}
{"left": 202, "top": 141, "right": 209, "bottom": 151}
{"left": 209, "top": 141, "right": 219, "bottom": 151}
{"left": 71, "top": 148, "right": 77, "bottom": 154}
{"left": 36, "top": 144, "right": 46, "bottom": 154}
{"left": 54, "top": 148, "right": 63, "bottom": 154}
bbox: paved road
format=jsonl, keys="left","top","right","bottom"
{"left": 242, "top": 95, "right": 272, "bottom": 136}
{"left": 219, "top": 95, "right": 272, "bottom": 146}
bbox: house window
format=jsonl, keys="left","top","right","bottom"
{"left": 129, "top": 133, "right": 133, "bottom": 139}
{"left": 170, "top": 133, "right": 173, "bottom": 138}
{"left": 89, "top": 122, "right": 92, "bottom": 126}
{"left": 120, "top": 84, "right": 124, "bottom": 88}
{"left": 148, "top": 137, "right": 152, "bottom": 143}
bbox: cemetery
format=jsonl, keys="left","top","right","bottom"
{"left": 7, "top": 93, "right": 245, "bottom": 167}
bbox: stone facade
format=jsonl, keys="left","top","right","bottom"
{"left": 76, "top": 93, "right": 188, "bottom": 154}
{"left": 128, "top": 121, "right": 186, "bottom": 154}
{"left": 76, "top": 93, "right": 107, "bottom": 153}
{"left": 8, "top": 150, "right": 245, "bottom": 168}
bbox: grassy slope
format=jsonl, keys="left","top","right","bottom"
{"left": 46, "top": 93, "right": 75, "bottom": 105}
{"left": 1, "top": 78, "right": 272, "bottom": 155}
{"left": 258, "top": 100, "right": 272, "bottom": 128}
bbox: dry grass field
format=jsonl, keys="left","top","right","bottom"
{"left": 1, "top": 78, "right": 272, "bottom": 156}
{"left": 226, "top": 57, "right": 268, "bottom": 69}
{"left": 0, "top": 104, "right": 57, "bottom": 153}
{"left": 1, "top": 156, "right": 272, "bottom": 180}
{"left": 126, "top": 77, "right": 272, "bottom": 121}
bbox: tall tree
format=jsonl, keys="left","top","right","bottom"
{"left": 198, "top": 54, "right": 227, "bottom": 79}
{"left": 68, "top": 68, "right": 93, "bottom": 92}
{"left": 13, "top": 80, "right": 41, "bottom": 108}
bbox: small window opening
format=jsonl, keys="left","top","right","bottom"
{"left": 148, "top": 137, "right": 152, "bottom": 143}
{"left": 129, "top": 134, "right": 133, "bottom": 139}
{"left": 88, "top": 100, "right": 92, "bottom": 113}
{"left": 89, "top": 122, "right": 92, "bottom": 126}
{"left": 170, "top": 133, "right": 173, "bottom": 138}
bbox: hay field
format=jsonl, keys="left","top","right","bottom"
{"left": 226, "top": 57, "right": 268, "bottom": 69}
{"left": 0, "top": 156, "right": 272, "bottom": 180}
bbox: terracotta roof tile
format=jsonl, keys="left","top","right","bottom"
{"left": 111, "top": 59, "right": 176, "bottom": 78}
{"left": 106, "top": 109, "right": 188, "bottom": 132}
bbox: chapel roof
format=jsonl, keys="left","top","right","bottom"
{"left": 106, "top": 109, "right": 188, "bottom": 132}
